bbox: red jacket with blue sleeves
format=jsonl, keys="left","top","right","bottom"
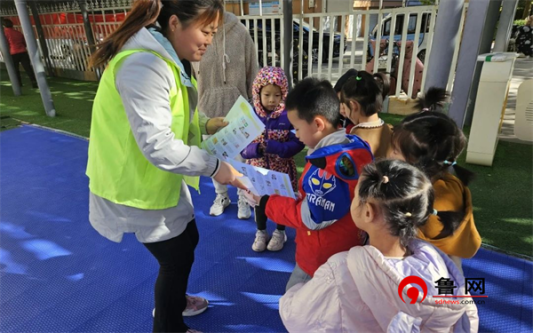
{"left": 265, "top": 134, "right": 374, "bottom": 276}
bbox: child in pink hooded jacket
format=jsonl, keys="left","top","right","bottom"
{"left": 241, "top": 67, "right": 304, "bottom": 252}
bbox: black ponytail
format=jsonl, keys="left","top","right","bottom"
{"left": 358, "top": 160, "right": 434, "bottom": 248}
{"left": 452, "top": 164, "right": 476, "bottom": 186}
{"left": 432, "top": 210, "right": 465, "bottom": 239}
{"left": 414, "top": 86, "right": 449, "bottom": 111}
{"left": 373, "top": 72, "right": 390, "bottom": 100}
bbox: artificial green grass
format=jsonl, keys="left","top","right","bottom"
{"left": 0, "top": 115, "right": 22, "bottom": 131}
{"left": 0, "top": 72, "right": 532, "bottom": 256}
{"left": 0, "top": 71, "right": 96, "bottom": 137}
{"left": 456, "top": 141, "right": 533, "bottom": 257}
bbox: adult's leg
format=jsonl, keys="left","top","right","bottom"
{"left": 11, "top": 53, "right": 23, "bottom": 85}
{"left": 18, "top": 52, "right": 37, "bottom": 87}
{"left": 143, "top": 220, "right": 199, "bottom": 333}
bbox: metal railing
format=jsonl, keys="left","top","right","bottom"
{"left": 0, "top": 0, "right": 467, "bottom": 98}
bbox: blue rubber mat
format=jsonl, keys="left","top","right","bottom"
{"left": 0, "top": 125, "right": 532, "bottom": 333}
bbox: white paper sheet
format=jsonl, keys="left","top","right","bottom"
{"left": 201, "top": 96, "right": 265, "bottom": 160}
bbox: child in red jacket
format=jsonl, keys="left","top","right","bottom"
{"left": 248, "top": 78, "right": 374, "bottom": 291}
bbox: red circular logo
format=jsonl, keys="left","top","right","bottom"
{"left": 398, "top": 276, "right": 428, "bottom": 304}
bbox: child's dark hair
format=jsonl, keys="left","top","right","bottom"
{"left": 341, "top": 71, "right": 383, "bottom": 117}
{"left": 391, "top": 87, "right": 475, "bottom": 238}
{"left": 392, "top": 87, "right": 475, "bottom": 186}
{"left": 334, "top": 69, "right": 358, "bottom": 93}
{"left": 286, "top": 77, "right": 340, "bottom": 126}
{"left": 373, "top": 72, "right": 390, "bottom": 100}
{"left": 357, "top": 160, "right": 436, "bottom": 248}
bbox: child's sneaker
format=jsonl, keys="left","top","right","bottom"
{"left": 252, "top": 230, "right": 269, "bottom": 252}
{"left": 209, "top": 193, "right": 230, "bottom": 216}
{"left": 267, "top": 230, "right": 287, "bottom": 251}
{"left": 183, "top": 295, "right": 209, "bottom": 317}
{"left": 237, "top": 197, "right": 251, "bottom": 219}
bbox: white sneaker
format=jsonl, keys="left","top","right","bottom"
{"left": 237, "top": 197, "right": 251, "bottom": 219}
{"left": 209, "top": 193, "right": 230, "bottom": 216}
{"left": 252, "top": 230, "right": 269, "bottom": 252}
{"left": 267, "top": 230, "right": 287, "bottom": 251}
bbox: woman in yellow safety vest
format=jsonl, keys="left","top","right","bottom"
{"left": 87, "top": 1, "right": 243, "bottom": 332}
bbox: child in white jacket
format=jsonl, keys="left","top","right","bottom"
{"left": 279, "top": 159, "right": 479, "bottom": 333}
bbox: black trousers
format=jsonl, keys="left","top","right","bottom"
{"left": 257, "top": 220, "right": 286, "bottom": 231}
{"left": 12, "top": 52, "right": 37, "bottom": 86}
{"left": 143, "top": 220, "right": 199, "bottom": 333}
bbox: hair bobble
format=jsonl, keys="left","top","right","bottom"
{"left": 382, "top": 175, "right": 389, "bottom": 184}
{"left": 404, "top": 212, "right": 412, "bottom": 217}
{"left": 443, "top": 160, "right": 457, "bottom": 166}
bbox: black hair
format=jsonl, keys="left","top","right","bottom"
{"left": 391, "top": 87, "right": 476, "bottom": 238}
{"left": 341, "top": 71, "right": 383, "bottom": 117}
{"left": 286, "top": 77, "right": 340, "bottom": 126}
{"left": 392, "top": 87, "right": 475, "bottom": 186}
{"left": 334, "top": 68, "right": 358, "bottom": 93}
{"left": 373, "top": 72, "right": 390, "bottom": 100}
{"left": 357, "top": 159, "right": 436, "bottom": 249}
{"left": 2, "top": 19, "right": 13, "bottom": 28}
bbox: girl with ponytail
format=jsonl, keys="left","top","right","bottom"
{"left": 279, "top": 160, "right": 479, "bottom": 333}
{"left": 340, "top": 71, "right": 393, "bottom": 158}
{"left": 389, "top": 87, "right": 481, "bottom": 273}
{"left": 86, "top": 1, "right": 244, "bottom": 332}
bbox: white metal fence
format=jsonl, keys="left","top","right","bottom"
{"left": 0, "top": 0, "right": 467, "bottom": 98}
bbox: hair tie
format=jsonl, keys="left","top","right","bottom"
{"left": 404, "top": 212, "right": 412, "bottom": 218}
{"left": 443, "top": 160, "right": 457, "bottom": 166}
{"left": 432, "top": 209, "right": 438, "bottom": 215}
{"left": 421, "top": 107, "right": 430, "bottom": 112}
{"left": 382, "top": 175, "right": 389, "bottom": 184}
{"left": 356, "top": 76, "right": 362, "bottom": 81}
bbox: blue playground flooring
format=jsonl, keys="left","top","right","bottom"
{"left": 0, "top": 125, "right": 532, "bottom": 333}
